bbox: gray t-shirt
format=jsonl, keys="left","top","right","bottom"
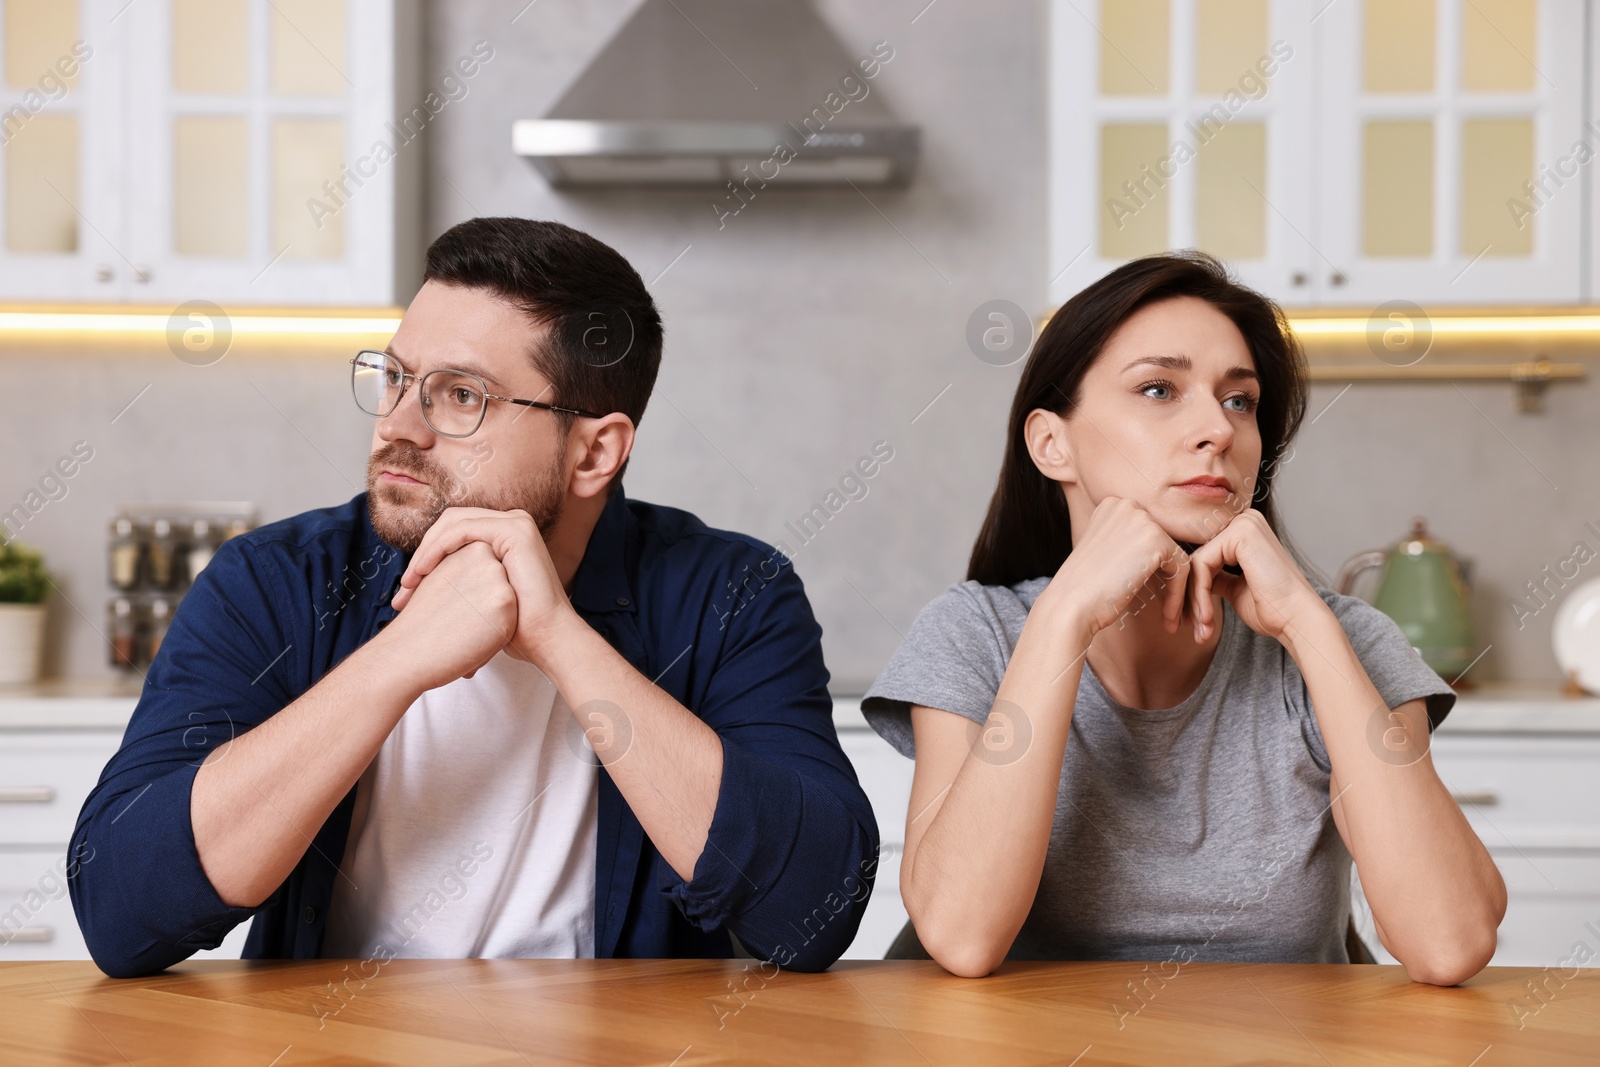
{"left": 862, "top": 577, "right": 1456, "bottom": 965}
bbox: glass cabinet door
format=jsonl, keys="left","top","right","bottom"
{"left": 1316, "top": 0, "right": 1584, "bottom": 305}
{"left": 1050, "top": 0, "right": 1318, "bottom": 307}
{"left": 0, "top": 0, "right": 124, "bottom": 300}
{"left": 123, "top": 0, "right": 397, "bottom": 305}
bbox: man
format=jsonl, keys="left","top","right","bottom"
{"left": 70, "top": 217, "right": 879, "bottom": 978}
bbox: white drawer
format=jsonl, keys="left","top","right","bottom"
{"left": 0, "top": 731, "right": 123, "bottom": 846}
{"left": 839, "top": 729, "right": 913, "bottom": 844}
{"left": 1430, "top": 736, "right": 1600, "bottom": 849}
{"left": 1487, "top": 851, "right": 1600, "bottom": 968}
{"left": 0, "top": 849, "right": 90, "bottom": 959}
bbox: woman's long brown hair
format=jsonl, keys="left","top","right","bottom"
{"left": 967, "top": 251, "right": 1311, "bottom": 587}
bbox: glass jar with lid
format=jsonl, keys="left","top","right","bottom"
{"left": 108, "top": 597, "right": 136, "bottom": 668}
{"left": 147, "top": 597, "right": 172, "bottom": 661}
{"left": 147, "top": 518, "right": 177, "bottom": 589}
{"left": 109, "top": 517, "right": 143, "bottom": 590}
{"left": 185, "top": 519, "right": 218, "bottom": 585}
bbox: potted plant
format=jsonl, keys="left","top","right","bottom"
{"left": 0, "top": 540, "right": 50, "bottom": 685}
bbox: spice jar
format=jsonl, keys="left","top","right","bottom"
{"left": 147, "top": 518, "right": 177, "bottom": 589}
{"left": 185, "top": 519, "right": 217, "bottom": 584}
{"left": 109, "top": 517, "right": 142, "bottom": 590}
{"left": 147, "top": 597, "right": 172, "bottom": 660}
{"left": 108, "top": 597, "right": 136, "bottom": 668}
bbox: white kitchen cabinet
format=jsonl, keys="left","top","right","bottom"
{"left": 0, "top": 0, "right": 423, "bottom": 305}
{"left": 0, "top": 0, "right": 123, "bottom": 301}
{"left": 1050, "top": 0, "right": 1319, "bottom": 304}
{"left": 1315, "top": 0, "right": 1585, "bottom": 305}
{"left": 0, "top": 693, "right": 249, "bottom": 961}
{"left": 1050, "top": 0, "right": 1589, "bottom": 307}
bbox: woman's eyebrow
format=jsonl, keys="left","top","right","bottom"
{"left": 1123, "top": 353, "right": 1258, "bottom": 382}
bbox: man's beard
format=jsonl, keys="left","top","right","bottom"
{"left": 365, "top": 441, "right": 566, "bottom": 554}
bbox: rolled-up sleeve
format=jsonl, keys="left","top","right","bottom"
{"left": 69, "top": 539, "right": 296, "bottom": 977}
{"left": 662, "top": 544, "right": 879, "bottom": 972}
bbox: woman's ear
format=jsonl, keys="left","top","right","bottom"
{"left": 1023, "top": 408, "right": 1077, "bottom": 485}
{"left": 570, "top": 413, "right": 635, "bottom": 500}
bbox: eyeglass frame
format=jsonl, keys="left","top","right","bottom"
{"left": 349, "top": 349, "right": 608, "bottom": 438}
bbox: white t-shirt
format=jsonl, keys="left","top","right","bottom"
{"left": 321, "top": 651, "right": 598, "bottom": 959}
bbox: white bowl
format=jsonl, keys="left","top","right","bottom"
{"left": 1553, "top": 576, "right": 1600, "bottom": 695}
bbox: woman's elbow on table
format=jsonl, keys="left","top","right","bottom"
{"left": 1402, "top": 947, "right": 1492, "bottom": 987}
{"left": 915, "top": 917, "right": 1007, "bottom": 978}
{"left": 1396, "top": 881, "right": 1506, "bottom": 986}
{"left": 1399, "top": 921, "right": 1501, "bottom": 986}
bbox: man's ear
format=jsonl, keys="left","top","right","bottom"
{"left": 569, "top": 414, "right": 635, "bottom": 500}
{"left": 1023, "top": 408, "right": 1077, "bottom": 485}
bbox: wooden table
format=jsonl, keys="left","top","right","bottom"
{"left": 0, "top": 959, "right": 1594, "bottom": 1065}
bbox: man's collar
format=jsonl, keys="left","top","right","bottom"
{"left": 568, "top": 485, "right": 637, "bottom": 616}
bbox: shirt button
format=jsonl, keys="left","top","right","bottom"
{"left": 615, "top": 597, "right": 630, "bottom": 607}
{"left": 303, "top": 906, "right": 318, "bottom": 924}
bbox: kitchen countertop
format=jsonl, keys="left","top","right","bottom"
{"left": 1, "top": 678, "right": 1597, "bottom": 733}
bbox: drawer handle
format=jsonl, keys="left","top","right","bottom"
{"left": 1, "top": 925, "right": 54, "bottom": 944}
{"left": 1451, "top": 791, "right": 1500, "bottom": 807}
{"left": 0, "top": 786, "right": 55, "bottom": 803}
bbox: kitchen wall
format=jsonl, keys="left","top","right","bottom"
{"left": 3, "top": 0, "right": 1596, "bottom": 690}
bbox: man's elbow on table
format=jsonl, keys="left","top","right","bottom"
{"left": 79, "top": 918, "right": 187, "bottom": 980}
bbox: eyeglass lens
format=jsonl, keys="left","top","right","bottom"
{"left": 351, "top": 352, "right": 487, "bottom": 437}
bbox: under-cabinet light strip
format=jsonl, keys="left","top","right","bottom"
{"left": 0, "top": 311, "right": 403, "bottom": 335}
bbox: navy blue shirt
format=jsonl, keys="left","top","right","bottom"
{"left": 70, "top": 487, "right": 879, "bottom": 977}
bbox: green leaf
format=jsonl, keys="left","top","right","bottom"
{"left": 0, "top": 540, "right": 51, "bottom": 604}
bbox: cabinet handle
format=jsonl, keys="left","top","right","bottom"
{"left": 94, "top": 264, "right": 114, "bottom": 283}
{"left": 133, "top": 266, "right": 152, "bottom": 284}
{"left": 1330, "top": 271, "right": 1347, "bottom": 287}
{"left": 1291, "top": 272, "right": 1308, "bottom": 286}
{"left": 1451, "top": 791, "right": 1499, "bottom": 807}
{"left": 0, "top": 925, "right": 54, "bottom": 944}
{"left": 0, "top": 786, "right": 55, "bottom": 803}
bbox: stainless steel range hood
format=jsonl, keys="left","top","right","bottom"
{"left": 513, "top": 0, "right": 919, "bottom": 187}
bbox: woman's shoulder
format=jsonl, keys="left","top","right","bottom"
{"left": 913, "top": 575, "right": 1050, "bottom": 636}
{"left": 861, "top": 576, "right": 1051, "bottom": 751}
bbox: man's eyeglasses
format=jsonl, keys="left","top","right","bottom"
{"left": 349, "top": 350, "right": 606, "bottom": 439}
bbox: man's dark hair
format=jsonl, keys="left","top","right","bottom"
{"left": 422, "top": 217, "right": 664, "bottom": 488}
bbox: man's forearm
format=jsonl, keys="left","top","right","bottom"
{"left": 190, "top": 632, "right": 425, "bottom": 908}
{"left": 530, "top": 613, "right": 723, "bottom": 882}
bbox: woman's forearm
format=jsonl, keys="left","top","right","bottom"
{"left": 903, "top": 593, "right": 1092, "bottom": 976}
{"left": 1285, "top": 610, "right": 1506, "bottom": 984}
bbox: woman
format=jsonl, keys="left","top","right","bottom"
{"left": 862, "top": 252, "right": 1504, "bottom": 983}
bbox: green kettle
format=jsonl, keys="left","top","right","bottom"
{"left": 1335, "top": 518, "right": 1477, "bottom": 683}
